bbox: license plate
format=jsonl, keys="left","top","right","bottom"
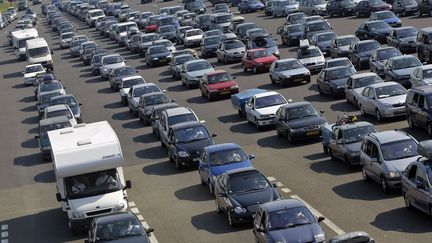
{"left": 294, "top": 78, "right": 303, "bottom": 82}
{"left": 265, "top": 64, "right": 271, "bottom": 68}
{"left": 307, "top": 130, "right": 319, "bottom": 136}
{"left": 220, "top": 91, "right": 230, "bottom": 95}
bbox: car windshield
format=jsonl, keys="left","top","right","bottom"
{"left": 47, "top": 109, "right": 73, "bottom": 119}
{"left": 26, "top": 65, "right": 44, "bottom": 73}
{"left": 174, "top": 55, "right": 193, "bottom": 65}
{"left": 186, "top": 61, "right": 212, "bottom": 72}
{"left": 255, "top": 94, "right": 286, "bottom": 109}
{"left": 401, "top": 0, "right": 416, "bottom": 4}
{"left": 278, "top": 60, "right": 303, "bottom": 70}
{"left": 308, "top": 22, "right": 330, "bottom": 32}
{"left": 170, "top": 7, "right": 183, "bottom": 14}
{"left": 208, "top": 72, "right": 233, "bottom": 84}
{"left": 225, "top": 41, "right": 245, "bottom": 49}
{"left": 64, "top": 169, "right": 122, "bottom": 199}
{"left": 376, "top": 49, "right": 401, "bottom": 61}
{"left": 423, "top": 69, "right": 432, "bottom": 79}
{"left": 168, "top": 113, "right": 197, "bottom": 126}
{"left": 392, "top": 57, "right": 421, "bottom": 70}
{"left": 228, "top": 171, "right": 270, "bottom": 194}
{"left": 143, "top": 94, "right": 170, "bottom": 106}
{"left": 28, "top": 47, "right": 49, "bottom": 58}
{"left": 297, "top": 48, "right": 321, "bottom": 59}
{"left": 358, "top": 42, "right": 381, "bottom": 52}
{"left": 282, "top": 0, "right": 298, "bottom": 5}
{"left": 289, "top": 14, "right": 305, "bottom": 22}
{"left": 317, "top": 33, "right": 336, "bottom": 42}
{"left": 51, "top": 97, "right": 78, "bottom": 108}
{"left": 160, "top": 17, "right": 176, "bottom": 25}
{"left": 376, "top": 11, "right": 396, "bottom": 19}
{"left": 381, "top": 139, "right": 418, "bottom": 161}
{"left": 40, "top": 82, "right": 62, "bottom": 92}
{"left": 187, "top": 30, "right": 203, "bottom": 36}
{"left": 252, "top": 50, "right": 271, "bottom": 58}
{"left": 40, "top": 92, "right": 62, "bottom": 104}
{"left": 287, "top": 25, "right": 303, "bottom": 32}
{"left": 369, "top": 0, "right": 385, "bottom": 4}
{"left": 62, "top": 33, "right": 74, "bottom": 39}
{"left": 375, "top": 84, "right": 407, "bottom": 99}
{"left": 175, "top": 126, "right": 209, "bottom": 143}
{"left": 123, "top": 78, "right": 144, "bottom": 88}
{"left": 368, "top": 21, "right": 389, "bottom": 30}
{"left": 215, "top": 15, "right": 232, "bottom": 23}
{"left": 160, "top": 25, "right": 175, "bottom": 32}
{"left": 327, "top": 68, "right": 355, "bottom": 80}
{"left": 209, "top": 148, "right": 248, "bottom": 166}
{"left": 103, "top": 56, "right": 123, "bottom": 65}
{"left": 251, "top": 37, "right": 275, "bottom": 48}
{"left": 133, "top": 86, "right": 160, "bottom": 97}
{"left": 90, "top": 11, "right": 103, "bottom": 17}
{"left": 198, "top": 15, "right": 211, "bottom": 22}
{"left": 157, "top": 41, "right": 172, "bottom": 48}
{"left": 114, "top": 67, "right": 135, "bottom": 76}
{"left": 183, "top": 14, "right": 196, "bottom": 20}
{"left": 149, "top": 46, "right": 168, "bottom": 54}
{"left": 142, "top": 34, "right": 158, "bottom": 42}
{"left": 95, "top": 218, "right": 145, "bottom": 241}
{"left": 396, "top": 28, "right": 417, "bottom": 38}
{"left": 343, "top": 126, "right": 378, "bottom": 144}
{"left": 117, "top": 24, "right": 136, "bottom": 32}
{"left": 268, "top": 206, "right": 315, "bottom": 231}
{"left": 327, "top": 59, "right": 350, "bottom": 68}
{"left": 354, "top": 76, "right": 381, "bottom": 88}
{"left": 204, "top": 36, "right": 221, "bottom": 45}
{"left": 286, "top": 104, "right": 319, "bottom": 121}
{"left": 40, "top": 121, "right": 71, "bottom": 138}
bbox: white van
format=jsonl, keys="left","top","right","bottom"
{"left": 26, "top": 38, "right": 53, "bottom": 71}
{"left": 11, "top": 28, "right": 38, "bottom": 60}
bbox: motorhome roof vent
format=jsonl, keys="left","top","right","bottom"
{"left": 60, "top": 129, "right": 73, "bottom": 135}
{"left": 77, "top": 139, "right": 92, "bottom": 146}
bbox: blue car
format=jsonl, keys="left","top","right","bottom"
{"left": 369, "top": 10, "right": 401, "bottom": 28}
{"left": 231, "top": 88, "right": 267, "bottom": 116}
{"left": 237, "top": 0, "right": 265, "bottom": 13}
{"left": 198, "top": 143, "right": 254, "bottom": 194}
{"left": 253, "top": 199, "right": 326, "bottom": 243}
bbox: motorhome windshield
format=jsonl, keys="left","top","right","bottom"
{"left": 65, "top": 169, "right": 122, "bottom": 199}
{"left": 28, "top": 46, "right": 49, "bottom": 58}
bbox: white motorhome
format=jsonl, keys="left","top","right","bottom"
{"left": 48, "top": 121, "right": 131, "bottom": 234}
{"left": 26, "top": 38, "right": 54, "bottom": 70}
{"left": 11, "top": 28, "right": 38, "bottom": 60}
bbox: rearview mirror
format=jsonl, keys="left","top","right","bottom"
{"left": 211, "top": 133, "right": 217, "bottom": 137}
{"left": 255, "top": 227, "right": 265, "bottom": 233}
{"left": 146, "top": 228, "right": 154, "bottom": 234}
{"left": 249, "top": 154, "right": 255, "bottom": 160}
{"left": 320, "top": 110, "right": 325, "bottom": 114}
{"left": 79, "top": 103, "right": 83, "bottom": 106}
{"left": 125, "top": 180, "right": 132, "bottom": 189}
{"left": 317, "top": 216, "right": 325, "bottom": 223}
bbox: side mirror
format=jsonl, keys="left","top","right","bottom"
{"left": 171, "top": 99, "right": 176, "bottom": 102}
{"left": 337, "top": 139, "right": 343, "bottom": 144}
{"left": 287, "top": 99, "right": 293, "bottom": 103}
{"left": 272, "top": 182, "right": 279, "bottom": 188}
{"left": 320, "top": 110, "right": 325, "bottom": 114}
{"left": 55, "top": 192, "right": 63, "bottom": 202}
{"left": 124, "top": 60, "right": 127, "bottom": 63}
{"left": 51, "top": 50, "right": 54, "bottom": 54}
{"left": 79, "top": 103, "right": 83, "bottom": 106}
{"left": 249, "top": 154, "right": 255, "bottom": 160}
{"left": 233, "top": 76, "right": 237, "bottom": 79}
{"left": 255, "top": 227, "right": 265, "bottom": 233}
{"left": 125, "top": 180, "right": 132, "bottom": 189}
{"left": 34, "top": 135, "right": 40, "bottom": 139}
{"left": 211, "top": 133, "right": 217, "bottom": 137}
{"left": 317, "top": 216, "right": 325, "bottom": 223}
{"left": 146, "top": 228, "right": 154, "bottom": 234}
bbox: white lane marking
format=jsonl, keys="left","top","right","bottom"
{"left": 267, "top": 176, "right": 276, "bottom": 182}
{"left": 128, "top": 202, "right": 136, "bottom": 207}
{"left": 1, "top": 239, "right": 8, "bottom": 243}
{"left": 137, "top": 214, "right": 144, "bottom": 221}
{"left": 0, "top": 226, "right": 6, "bottom": 231}
{"left": 290, "top": 195, "right": 345, "bottom": 236}
{"left": 1, "top": 232, "right": 7, "bottom": 238}
{"left": 275, "top": 182, "right": 284, "bottom": 187}
{"left": 141, "top": 221, "right": 159, "bottom": 243}
{"left": 130, "top": 207, "right": 140, "bottom": 214}
{"left": 281, "top": 188, "right": 291, "bottom": 193}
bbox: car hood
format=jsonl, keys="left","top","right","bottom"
{"left": 254, "top": 56, "right": 277, "bottom": 64}
{"left": 216, "top": 22, "right": 231, "bottom": 28}
{"left": 393, "top": 68, "right": 418, "bottom": 76}
{"left": 24, "top": 71, "right": 45, "bottom": 79}
{"left": 379, "top": 94, "right": 407, "bottom": 105}
{"left": 339, "top": 45, "right": 350, "bottom": 52}
{"left": 299, "top": 56, "right": 324, "bottom": 64}
{"left": 187, "top": 68, "right": 215, "bottom": 77}
{"left": 256, "top": 104, "right": 285, "bottom": 115}
{"left": 399, "top": 36, "right": 416, "bottom": 43}
{"left": 382, "top": 17, "right": 400, "bottom": 23}
{"left": 210, "top": 160, "right": 253, "bottom": 176}
{"left": 371, "top": 28, "right": 392, "bottom": 35}
{"left": 204, "top": 43, "right": 219, "bottom": 49}
{"left": 185, "top": 35, "right": 203, "bottom": 41}
{"left": 386, "top": 156, "right": 420, "bottom": 172}
{"left": 279, "top": 68, "right": 309, "bottom": 77}
{"left": 317, "top": 40, "right": 332, "bottom": 49}
{"left": 150, "top": 52, "right": 171, "bottom": 58}
{"left": 98, "top": 236, "right": 149, "bottom": 243}
{"left": 287, "top": 116, "right": 327, "bottom": 129}
{"left": 226, "top": 47, "right": 246, "bottom": 53}
{"left": 330, "top": 77, "right": 349, "bottom": 86}
{"left": 230, "top": 188, "right": 276, "bottom": 209}
{"left": 344, "top": 142, "right": 362, "bottom": 152}
{"left": 268, "top": 223, "right": 322, "bottom": 243}
{"left": 176, "top": 138, "right": 214, "bottom": 155}
{"left": 208, "top": 80, "right": 237, "bottom": 90}
{"left": 68, "top": 190, "right": 124, "bottom": 212}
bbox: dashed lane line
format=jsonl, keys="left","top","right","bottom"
{"left": 1, "top": 224, "right": 8, "bottom": 243}
{"left": 129, "top": 202, "right": 159, "bottom": 243}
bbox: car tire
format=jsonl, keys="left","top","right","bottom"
{"left": 207, "top": 93, "right": 212, "bottom": 101}
{"left": 255, "top": 118, "right": 262, "bottom": 130}
{"left": 407, "top": 116, "right": 415, "bottom": 129}
{"left": 345, "top": 155, "right": 354, "bottom": 170}
{"left": 139, "top": 113, "right": 143, "bottom": 121}
{"left": 402, "top": 10, "right": 407, "bottom": 17}
{"left": 355, "top": 11, "right": 360, "bottom": 17}
{"left": 161, "top": 140, "right": 165, "bottom": 148}
{"left": 330, "top": 89, "right": 337, "bottom": 99}
{"left": 312, "top": 10, "right": 316, "bottom": 15}
{"left": 276, "top": 127, "right": 282, "bottom": 138}
{"left": 329, "top": 149, "right": 336, "bottom": 161}
{"left": 201, "top": 90, "right": 205, "bottom": 97}
{"left": 418, "top": 10, "right": 422, "bottom": 17}
{"left": 427, "top": 122, "right": 432, "bottom": 137}
{"left": 175, "top": 158, "right": 183, "bottom": 170}
{"left": 287, "top": 133, "right": 294, "bottom": 144}
{"left": 227, "top": 210, "right": 235, "bottom": 227}
{"left": 376, "top": 109, "right": 382, "bottom": 122}
{"left": 270, "top": 76, "right": 276, "bottom": 85}
{"left": 362, "top": 167, "right": 370, "bottom": 182}
{"left": 342, "top": 11, "right": 346, "bottom": 17}
{"left": 224, "top": 56, "right": 228, "bottom": 64}
{"left": 283, "top": 11, "right": 287, "bottom": 17}
{"left": 168, "top": 150, "right": 174, "bottom": 162}
{"left": 404, "top": 193, "right": 413, "bottom": 210}
{"left": 381, "top": 176, "right": 390, "bottom": 194}
{"left": 359, "top": 104, "right": 365, "bottom": 116}
{"left": 208, "top": 182, "right": 214, "bottom": 195}
{"left": 323, "top": 145, "right": 328, "bottom": 154}
{"left": 242, "top": 64, "right": 247, "bottom": 72}
{"left": 318, "top": 85, "right": 323, "bottom": 95}
{"left": 253, "top": 66, "right": 258, "bottom": 74}
{"left": 70, "top": 221, "right": 80, "bottom": 235}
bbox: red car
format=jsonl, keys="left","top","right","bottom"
{"left": 199, "top": 70, "right": 239, "bottom": 101}
{"left": 146, "top": 18, "right": 158, "bottom": 33}
{"left": 242, "top": 48, "right": 278, "bottom": 74}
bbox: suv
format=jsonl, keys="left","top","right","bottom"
{"left": 417, "top": 27, "right": 432, "bottom": 64}
{"left": 361, "top": 131, "right": 419, "bottom": 193}
{"left": 406, "top": 85, "right": 432, "bottom": 136}
{"left": 158, "top": 107, "right": 199, "bottom": 148}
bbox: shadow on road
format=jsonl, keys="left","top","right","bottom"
{"left": 21, "top": 138, "right": 38, "bottom": 149}
{"left": 3, "top": 72, "right": 22, "bottom": 79}
{"left": 13, "top": 153, "right": 42, "bottom": 167}
{"left": 332, "top": 179, "right": 399, "bottom": 201}
{"left": 112, "top": 111, "right": 135, "bottom": 121}
{"left": 136, "top": 146, "right": 167, "bottom": 160}
{"left": 174, "top": 184, "right": 213, "bottom": 202}
{"left": 217, "top": 114, "right": 244, "bottom": 124}
{"left": 191, "top": 211, "right": 249, "bottom": 234}
{"left": 142, "top": 160, "right": 191, "bottom": 176}
{"left": 370, "top": 207, "right": 432, "bottom": 233}
{"left": 34, "top": 170, "right": 56, "bottom": 183}
{"left": 308, "top": 155, "right": 359, "bottom": 176}
{"left": 133, "top": 133, "right": 159, "bottom": 144}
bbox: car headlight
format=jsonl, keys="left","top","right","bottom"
{"left": 113, "top": 202, "right": 125, "bottom": 212}
{"left": 178, "top": 151, "right": 189, "bottom": 157}
{"left": 230, "top": 85, "right": 239, "bottom": 89}
{"left": 233, "top": 206, "right": 247, "bottom": 214}
{"left": 72, "top": 211, "right": 85, "bottom": 218}
{"left": 290, "top": 127, "right": 303, "bottom": 132}
{"left": 386, "top": 171, "right": 400, "bottom": 178}
{"left": 260, "top": 114, "right": 271, "bottom": 119}
{"left": 314, "top": 233, "right": 326, "bottom": 242}
{"left": 152, "top": 57, "right": 159, "bottom": 60}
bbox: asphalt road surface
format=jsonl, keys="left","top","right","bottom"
{"left": 1, "top": 1, "right": 432, "bottom": 243}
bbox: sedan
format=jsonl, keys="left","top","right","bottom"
{"left": 119, "top": 75, "right": 146, "bottom": 105}
{"left": 23, "top": 64, "right": 46, "bottom": 86}
{"left": 49, "top": 94, "right": 83, "bottom": 123}
{"left": 183, "top": 29, "right": 204, "bottom": 48}
{"left": 145, "top": 45, "right": 173, "bottom": 67}
{"left": 386, "top": 26, "right": 418, "bottom": 53}
{"left": 329, "top": 35, "right": 359, "bottom": 58}
{"left": 317, "top": 66, "right": 356, "bottom": 98}
{"left": 138, "top": 33, "right": 161, "bottom": 56}
{"left": 216, "top": 39, "right": 246, "bottom": 64}
{"left": 369, "top": 10, "right": 401, "bottom": 27}
{"left": 353, "top": 0, "right": 392, "bottom": 17}
{"left": 324, "top": 57, "right": 355, "bottom": 70}
{"left": 200, "top": 36, "right": 222, "bottom": 57}
{"left": 199, "top": 70, "right": 239, "bottom": 101}
{"left": 392, "top": 0, "right": 418, "bottom": 16}
{"left": 274, "top": 102, "right": 327, "bottom": 143}
{"left": 345, "top": 72, "right": 383, "bottom": 107}
{"left": 108, "top": 66, "right": 137, "bottom": 91}
{"left": 175, "top": 26, "right": 193, "bottom": 44}
{"left": 310, "top": 32, "right": 337, "bottom": 56}
{"left": 285, "top": 12, "right": 306, "bottom": 25}
{"left": 169, "top": 54, "right": 195, "bottom": 80}
{"left": 242, "top": 49, "right": 278, "bottom": 74}
{"left": 358, "top": 82, "right": 407, "bottom": 121}
{"left": 253, "top": 199, "right": 326, "bottom": 243}
{"left": 237, "top": 0, "right": 265, "bottom": 13}
{"left": 245, "top": 91, "right": 290, "bottom": 129}
{"left": 157, "top": 25, "right": 176, "bottom": 42}
{"left": 410, "top": 64, "right": 432, "bottom": 87}
{"left": 348, "top": 40, "right": 381, "bottom": 70}
{"left": 138, "top": 92, "right": 173, "bottom": 124}
{"left": 296, "top": 46, "right": 325, "bottom": 74}
{"left": 271, "top": 0, "right": 299, "bottom": 17}
{"left": 383, "top": 55, "right": 422, "bottom": 88}
{"left": 327, "top": 0, "right": 356, "bottom": 17}
{"left": 214, "top": 168, "right": 281, "bottom": 227}
{"left": 128, "top": 83, "right": 162, "bottom": 115}
{"left": 278, "top": 24, "right": 303, "bottom": 46}
{"left": 269, "top": 58, "right": 311, "bottom": 87}
{"left": 198, "top": 143, "right": 254, "bottom": 194}
{"left": 369, "top": 47, "right": 402, "bottom": 78}
{"left": 355, "top": 20, "right": 392, "bottom": 44}
{"left": 181, "top": 59, "right": 215, "bottom": 89}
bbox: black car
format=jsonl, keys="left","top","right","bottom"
{"left": 355, "top": 20, "right": 392, "bottom": 43}
{"left": 418, "top": 0, "right": 432, "bottom": 16}
{"left": 193, "top": 14, "right": 211, "bottom": 31}
{"left": 166, "top": 121, "right": 216, "bottom": 169}
{"left": 326, "top": 0, "right": 356, "bottom": 17}
{"left": 392, "top": 0, "right": 418, "bottom": 16}
{"left": 200, "top": 36, "right": 222, "bottom": 57}
{"left": 348, "top": 40, "right": 381, "bottom": 69}
{"left": 416, "top": 27, "right": 432, "bottom": 64}
{"left": 386, "top": 26, "right": 418, "bottom": 53}
{"left": 214, "top": 167, "right": 281, "bottom": 227}
{"left": 138, "top": 92, "right": 173, "bottom": 125}
{"left": 353, "top": 0, "right": 392, "bottom": 17}
{"left": 49, "top": 94, "right": 83, "bottom": 123}
{"left": 109, "top": 66, "right": 138, "bottom": 91}
{"left": 86, "top": 212, "right": 154, "bottom": 243}
{"left": 275, "top": 102, "right": 327, "bottom": 143}
{"left": 277, "top": 24, "right": 303, "bottom": 46}
{"left": 285, "top": 12, "right": 306, "bottom": 25}
{"left": 82, "top": 47, "right": 98, "bottom": 65}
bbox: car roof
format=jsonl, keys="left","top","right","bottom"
{"left": 122, "top": 75, "right": 143, "bottom": 81}
{"left": 102, "top": 54, "right": 122, "bottom": 58}
{"left": 326, "top": 57, "right": 349, "bottom": 63}
{"left": 50, "top": 94, "right": 76, "bottom": 101}
{"left": 26, "top": 64, "right": 43, "bottom": 68}
{"left": 206, "top": 143, "right": 241, "bottom": 153}
{"left": 323, "top": 66, "right": 352, "bottom": 72}
{"left": 368, "top": 131, "right": 413, "bottom": 144}
{"left": 365, "top": 20, "right": 387, "bottom": 24}
{"left": 140, "top": 91, "right": 165, "bottom": 98}
{"left": 368, "top": 81, "right": 399, "bottom": 88}
{"left": 275, "top": 58, "right": 299, "bottom": 63}
{"left": 225, "top": 167, "right": 258, "bottom": 176}
{"left": 351, "top": 72, "right": 378, "bottom": 79}
{"left": 389, "top": 55, "right": 417, "bottom": 61}
{"left": 207, "top": 70, "right": 229, "bottom": 76}
{"left": 132, "top": 83, "right": 157, "bottom": 89}
{"left": 358, "top": 40, "right": 379, "bottom": 45}
{"left": 171, "top": 121, "right": 203, "bottom": 130}
{"left": 314, "top": 31, "right": 336, "bottom": 37}
{"left": 185, "top": 59, "right": 208, "bottom": 65}
{"left": 165, "top": 106, "right": 193, "bottom": 116}
{"left": 153, "top": 102, "right": 179, "bottom": 110}
{"left": 254, "top": 91, "right": 281, "bottom": 98}
{"left": 338, "top": 121, "right": 376, "bottom": 130}
{"left": 281, "top": 101, "right": 312, "bottom": 109}
{"left": 335, "top": 34, "right": 356, "bottom": 39}
{"left": 39, "top": 116, "right": 70, "bottom": 126}
{"left": 261, "top": 199, "right": 304, "bottom": 211}
{"left": 95, "top": 212, "right": 137, "bottom": 224}
{"left": 420, "top": 27, "right": 432, "bottom": 33}
{"left": 45, "top": 104, "right": 69, "bottom": 112}
{"left": 247, "top": 48, "right": 267, "bottom": 53}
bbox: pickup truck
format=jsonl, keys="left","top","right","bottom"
{"left": 231, "top": 88, "right": 266, "bottom": 117}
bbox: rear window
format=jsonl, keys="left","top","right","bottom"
{"left": 168, "top": 113, "right": 197, "bottom": 126}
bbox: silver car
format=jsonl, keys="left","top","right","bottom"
{"left": 329, "top": 35, "right": 359, "bottom": 58}
{"left": 269, "top": 58, "right": 311, "bottom": 87}
{"left": 383, "top": 55, "right": 422, "bottom": 88}
{"left": 271, "top": 0, "right": 299, "bottom": 17}
{"left": 60, "top": 32, "right": 75, "bottom": 49}
{"left": 299, "top": 0, "right": 327, "bottom": 15}
{"left": 216, "top": 39, "right": 246, "bottom": 64}
{"left": 345, "top": 72, "right": 383, "bottom": 107}
{"left": 169, "top": 54, "right": 195, "bottom": 80}
{"left": 324, "top": 57, "right": 355, "bottom": 70}
{"left": 410, "top": 64, "right": 432, "bottom": 87}
{"left": 100, "top": 54, "right": 126, "bottom": 80}
{"left": 296, "top": 46, "right": 325, "bottom": 74}
{"left": 138, "top": 33, "right": 160, "bottom": 56}
{"left": 361, "top": 130, "right": 419, "bottom": 193}
{"left": 119, "top": 75, "right": 146, "bottom": 105}
{"left": 181, "top": 59, "right": 215, "bottom": 89}
{"left": 152, "top": 39, "right": 176, "bottom": 53}
{"left": 182, "top": 29, "right": 204, "bottom": 48}
{"left": 127, "top": 83, "right": 162, "bottom": 116}
{"left": 358, "top": 81, "right": 407, "bottom": 121}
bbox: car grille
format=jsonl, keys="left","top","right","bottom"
{"left": 305, "top": 125, "right": 320, "bottom": 130}
{"left": 85, "top": 208, "right": 112, "bottom": 217}
{"left": 393, "top": 102, "right": 405, "bottom": 107}
{"left": 305, "top": 62, "right": 316, "bottom": 66}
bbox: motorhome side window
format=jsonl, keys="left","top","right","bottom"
{"left": 64, "top": 169, "right": 121, "bottom": 199}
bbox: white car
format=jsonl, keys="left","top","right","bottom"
{"left": 100, "top": 54, "right": 126, "bottom": 79}
{"left": 296, "top": 46, "right": 325, "bottom": 74}
{"left": 119, "top": 75, "right": 146, "bottom": 105}
{"left": 245, "top": 91, "right": 291, "bottom": 129}
{"left": 23, "top": 64, "right": 46, "bottom": 86}
{"left": 59, "top": 32, "right": 76, "bottom": 49}
{"left": 152, "top": 39, "right": 176, "bottom": 53}
{"left": 43, "top": 104, "right": 77, "bottom": 126}
{"left": 345, "top": 72, "right": 383, "bottom": 107}
{"left": 127, "top": 83, "right": 162, "bottom": 116}
{"left": 183, "top": 29, "right": 204, "bottom": 48}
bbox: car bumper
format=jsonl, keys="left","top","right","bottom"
{"left": 304, "top": 63, "right": 324, "bottom": 73}
{"left": 231, "top": 210, "right": 255, "bottom": 224}
{"left": 176, "top": 156, "right": 200, "bottom": 166}
{"left": 209, "top": 88, "right": 239, "bottom": 97}
{"left": 257, "top": 117, "right": 275, "bottom": 126}
{"left": 225, "top": 55, "right": 243, "bottom": 62}
{"left": 150, "top": 58, "right": 171, "bottom": 66}
{"left": 280, "top": 75, "right": 311, "bottom": 84}
{"left": 380, "top": 106, "right": 406, "bottom": 118}
{"left": 386, "top": 176, "right": 402, "bottom": 189}
{"left": 290, "top": 128, "right": 322, "bottom": 140}
{"left": 399, "top": 43, "right": 417, "bottom": 53}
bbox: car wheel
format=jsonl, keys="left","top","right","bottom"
{"left": 376, "top": 109, "right": 382, "bottom": 122}
{"left": 359, "top": 104, "right": 365, "bottom": 116}
{"left": 323, "top": 145, "right": 328, "bottom": 154}
{"left": 160, "top": 140, "right": 165, "bottom": 148}
{"left": 186, "top": 81, "right": 190, "bottom": 89}
{"left": 381, "top": 176, "right": 390, "bottom": 194}
{"left": 216, "top": 200, "right": 222, "bottom": 214}
{"left": 330, "top": 89, "right": 337, "bottom": 99}
{"left": 253, "top": 66, "right": 258, "bottom": 74}
{"left": 283, "top": 11, "right": 287, "bottom": 17}
{"left": 175, "top": 158, "right": 183, "bottom": 170}
{"left": 318, "top": 85, "right": 323, "bottom": 95}
{"left": 276, "top": 127, "right": 282, "bottom": 138}
{"left": 427, "top": 122, "right": 432, "bottom": 137}
{"left": 207, "top": 92, "right": 212, "bottom": 101}
{"left": 418, "top": 10, "right": 422, "bottom": 17}
{"left": 270, "top": 76, "right": 276, "bottom": 85}
{"left": 342, "top": 11, "right": 346, "bottom": 17}
{"left": 201, "top": 90, "right": 205, "bottom": 97}
{"left": 168, "top": 150, "right": 174, "bottom": 162}
{"left": 353, "top": 97, "right": 358, "bottom": 108}
{"left": 356, "top": 58, "right": 361, "bottom": 70}
{"left": 227, "top": 210, "right": 235, "bottom": 227}
{"left": 355, "top": 11, "right": 360, "bottom": 17}
{"left": 224, "top": 56, "right": 228, "bottom": 64}
{"left": 139, "top": 113, "right": 143, "bottom": 121}
{"left": 345, "top": 155, "right": 354, "bottom": 170}
{"left": 242, "top": 64, "right": 247, "bottom": 72}
{"left": 70, "top": 221, "right": 80, "bottom": 235}
{"left": 407, "top": 116, "right": 415, "bottom": 129}
{"left": 402, "top": 10, "right": 407, "bottom": 17}
{"left": 312, "top": 10, "right": 316, "bottom": 15}
{"left": 208, "top": 182, "right": 214, "bottom": 195}
{"left": 255, "top": 118, "right": 262, "bottom": 130}
{"left": 329, "top": 149, "right": 336, "bottom": 161}
{"left": 287, "top": 133, "right": 294, "bottom": 144}
{"left": 404, "top": 193, "right": 413, "bottom": 210}
{"left": 362, "top": 167, "right": 370, "bottom": 182}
